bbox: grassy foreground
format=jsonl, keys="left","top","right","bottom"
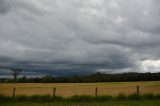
{"left": 0, "top": 94, "right": 160, "bottom": 106}
{"left": 0, "top": 100, "right": 160, "bottom": 106}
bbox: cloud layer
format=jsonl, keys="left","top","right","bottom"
{"left": 0, "top": 0, "right": 160, "bottom": 77}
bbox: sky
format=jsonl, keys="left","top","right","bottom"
{"left": 0, "top": 0, "right": 160, "bottom": 77}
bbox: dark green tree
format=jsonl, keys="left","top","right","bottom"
{"left": 18, "top": 76, "right": 28, "bottom": 83}
{"left": 10, "top": 68, "right": 22, "bottom": 83}
{"left": 41, "top": 75, "right": 53, "bottom": 83}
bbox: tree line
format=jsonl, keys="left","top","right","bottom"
{"left": 1, "top": 72, "right": 160, "bottom": 83}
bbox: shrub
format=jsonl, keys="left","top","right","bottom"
{"left": 142, "top": 94, "right": 154, "bottom": 100}
{"left": 128, "top": 94, "right": 140, "bottom": 100}
{"left": 155, "top": 94, "right": 160, "bottom": 99}
{"left": 28, "top": 95, "right": 52, "bottom": 102}
{"left": 67, "top": 95, "right": 94, "bottom": 102}
{"left": 95, "top": 95, "right": 113, "bottom": 102}
{"left": 14, "top": 95, "right": 28, "bottom": 102}
{"left": 52, "top": 95, "right": 63, "bottom": 101}
{"left": 116, "top": 94, "right": 126, "bottom": 101}
{"left": 0, "top": 94, "right": 11, "bottom": 102}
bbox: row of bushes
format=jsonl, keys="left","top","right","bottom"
{"left": 0, "top": 94, "right": 160, "bottom": 102}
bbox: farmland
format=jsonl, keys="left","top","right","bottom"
{"left": 0, "top": 81, "right": 160, "bottom": 97}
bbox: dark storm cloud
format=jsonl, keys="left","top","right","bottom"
{"left": 0, "top": 0, "right": 9, "bottom": 14}
{"left": 0, "top": 0, "right": 160, "bottom": 77}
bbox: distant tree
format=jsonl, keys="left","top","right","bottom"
{"left": 10, "top": 68, "right": 22, "bottom": 83}
{"left": 18, "top": 76, "right": 28, "bottom": 83}
{"left": 41, "top": 75, "right": 53, "bottom": 83}
{"left": 1, "top": 71, "right": 159, "bottom": 83}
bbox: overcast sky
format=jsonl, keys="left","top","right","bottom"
{"left": 0, "top": 0, "right": 160, "bottom": 77}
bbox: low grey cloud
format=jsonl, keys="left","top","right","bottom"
{"left": 0, "top": 0, "right": 9, "bottom": 14}
{"left": 0, "top": 0, "right": 160, "bottom": 77}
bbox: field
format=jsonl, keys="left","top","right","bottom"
{"left": 0, "top": 81, "right": 160, "bottom": 97}
{"left": 0, "top": 100, "right": 160, "bottom": 106}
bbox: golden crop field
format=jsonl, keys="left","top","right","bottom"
{"left": 0, "top": 81, "right": 160, "bottom": 97}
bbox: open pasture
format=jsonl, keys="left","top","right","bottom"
{"left": 0, "top": 81, "right": 160, "bottom": 97}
